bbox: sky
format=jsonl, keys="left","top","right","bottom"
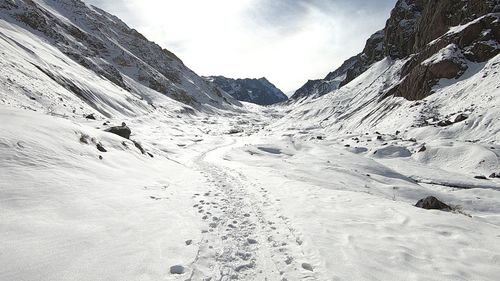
{"left": 83, "top": 0, "right": 397, "bottom": 93}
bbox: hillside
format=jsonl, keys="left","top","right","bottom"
{"left": 291, "top": 0, "right": 499, "bottom": 101}
{"left": 0, "top": 0, "right": 241, "bottom": 119}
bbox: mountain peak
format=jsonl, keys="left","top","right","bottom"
{"left": 205, "top": 76, "right": 288, "bottom": 106}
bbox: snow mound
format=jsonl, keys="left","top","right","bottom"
{"left": 372, "top": 145, "right": 412, "bottom": 158}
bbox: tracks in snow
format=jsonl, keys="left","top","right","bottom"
{"left": 188, "top": 138, "right": 318, "bottom": 281}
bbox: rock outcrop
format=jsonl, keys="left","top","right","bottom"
{"left": 415, "top": 196, "right": 452, "bottom": 211}
{"left": 105, "top": 122, "right": 131, "bottom": 139}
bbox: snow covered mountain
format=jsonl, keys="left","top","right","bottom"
{"left": 291, "top": 0, "right": 499, "bottom": 100}
{"left": 205, "top": 76, "right": 288, "bottom": 106}
{"left": 0, "top": 0, "right": 240, "bottom": 119}
{"left": 282, "top": 0, "right": 500, "bottom": 136}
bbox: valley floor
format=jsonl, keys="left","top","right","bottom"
{"left": 1, "top": 104, "right": 500, "bottom": 281}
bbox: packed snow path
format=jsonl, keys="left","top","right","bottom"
{"left": 188, "top": 138, "right": 318, "bottom": 280}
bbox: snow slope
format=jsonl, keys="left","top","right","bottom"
{"left": 0, "top": 0, "right": 241, "bottom": 118}
{"left": 0, "top": 106, "right": 209, "bottom": 281}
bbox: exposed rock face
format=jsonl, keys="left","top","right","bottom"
{"left": 291, "top": 0, "right": 499, "bottom": 101}
{"left": 1, "top": 0, "right": 238, "bottom": 109}
{"left": 105, "top": 123, "right": 131, "bottom": 139}
{"left": 415, "top": 196, "right": 451, "bottom": 210}
{"left": 206, "top": 76, "right": 287, "bottom": 106}
{"left": 384, "top": 0, "right": 422, "bottom": 59}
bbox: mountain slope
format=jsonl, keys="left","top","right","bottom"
{"left": 0, "top": 0, "right": 240, "bottom": 118}
{"left": 206, "top": 76, "right": 288, "bottom": 106}
{"left": 291, "top": 0, "right": 499, "bottom": 101}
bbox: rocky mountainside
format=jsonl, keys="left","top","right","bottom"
{"left": 291, "top": 0, "right": 499, "bottom": 100}
{"left": 205, "top": 76, "right": 288, "bottom": 106}
{"left": 0, "top": 0, "right": 240, "bottom": 118}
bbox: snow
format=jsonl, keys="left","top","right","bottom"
{"left": 1, "top": 1, "right": 500, "bottom": 281}
{"left": 422, "top": 44, "right": 464, "bottom": 66}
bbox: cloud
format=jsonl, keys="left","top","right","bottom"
{"left": 83, "top": 0, "right": 396, "bottom": 92}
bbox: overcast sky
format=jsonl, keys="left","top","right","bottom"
{"left": 83, "top": 0, "right": 396, "bottom": 92}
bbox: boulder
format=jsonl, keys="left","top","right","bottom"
{"left": 169, "top": 265, "right": 185, "bottom": 275}
{"left": 437, "top": 120, "right": 453, "bottom": 127}
{"left": 105, "top": 122, "right": 131, "bottom": 139}
{"left": 474, "top": 175, "right": 488, "bottom": 180}
{"left": 85, "top": 113, "right": 96, "bottom": 120}
{"left": 301, "top": 263, "right": 314, "bottom": 272}
{"left": 454, "top": 113, "right": 469, "bottom": 123}
{"left": 415, "top": 196, "right": 451, "bottom": 211}
{"left": 96, "top": 143, "right": 107, "bottom": 152}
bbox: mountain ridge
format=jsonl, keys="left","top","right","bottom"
{"left": 291, "top": 0, "right": 499, "bottom": 101}
{"left": 0, "top": 0, "right": 241, "bottom": 118}
{"left": 205, "top": 75, "right": 288, "bottom": 106}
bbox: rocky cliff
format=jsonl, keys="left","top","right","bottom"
{"left": 291, "top": 0, "right": 499, "bottom": 101}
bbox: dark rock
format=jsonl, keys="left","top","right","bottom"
{"left": 133, "top": 140, "right": 146, "bottom": 154}
{"left": 301, "top": 263, "right": 314, "bottom": 272}
{"left": 185, "top": 240, "right": 192, "bottom": 246}
{"left": 454, "top": 113, "right": 469, "bottom": 123}
{"left": 105, "top": 122, "right": 131, "bottom": 139}
{"left": 376, "top": 136, "right": 383, "bottom": 140}
{"left": 98, "top": 155, "right": 103, "bottom": 160}
{"left": 489, "top": 173, "right": 500, "bottom": 178}
{"left": 227, "top": 128, "right": 243, "bottom": 135}
{"left": 169, "top": 265, "right": 185, "bottom": 275}
{"left": 437, "top": 120, "right": 453, "bottom": 127}
{"left": 85, "top": 113, "right": 96, "bottom": 120}
{"left": 408, "top": 138, "right": 417, "bottom": 142}
{"left": 147, "top": 152, "right": 154, "bottom": 158}
{"left": 247, "top": 238, "right": 258, "bottom": 244}
{"left": 474, "top": 175, "right": 488, "bottom": 180}
{"left": 344, "top": 144, "right": 351, "bottom": 147}
{"left": 415, "top": 196, "right": 451, "bottom": 211}
{"left": 316, "top": 136, "right": 324, "bottom": 140}
{"left": 96, "top": 143, "right": 107, "bottom": 152}
{"left": 418, "top": 145, "right": 427, "bottom": 152}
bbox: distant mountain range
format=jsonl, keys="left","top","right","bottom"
{"left": 205, "top": 76, "right": 288, "bottom": 106}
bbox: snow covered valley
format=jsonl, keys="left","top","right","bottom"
{"left": 1, "top": 0, "right": 500, "bottom": 280}
{"left": 1, "top": 101, "right": 500, "bottom": 281}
